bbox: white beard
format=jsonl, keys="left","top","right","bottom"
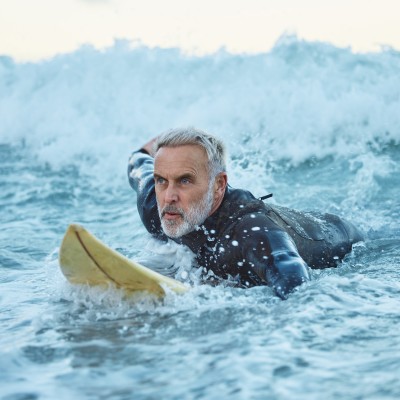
{"left": 158, "top": 184, "right": 214, "bottom": 238}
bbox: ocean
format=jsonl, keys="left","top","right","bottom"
{"left": 1, "top": 35, "right": 399, "bottom": 399}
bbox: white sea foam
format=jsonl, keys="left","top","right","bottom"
{"left": 1, "top": 36, "right": 399, "bottom": 185}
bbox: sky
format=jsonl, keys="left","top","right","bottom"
{"left": 1, "top": 0, "right": 400, "bottom": 61}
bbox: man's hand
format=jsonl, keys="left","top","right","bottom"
{"left": 141, "top": 137, "right": 159, "bottom": 157}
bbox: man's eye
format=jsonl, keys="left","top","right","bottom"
{"left": 181, "top": 178, "right": 190, "bottom": 185}
{"left": 155, "top": 177, "right": 166, "bottom": 184}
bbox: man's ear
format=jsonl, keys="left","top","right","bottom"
{"left": 215, "top": 172, "right": 228, "bottom": 194}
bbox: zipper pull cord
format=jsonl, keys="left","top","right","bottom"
{"left": 259, "top": 193, "right": 273, "bottom": 201}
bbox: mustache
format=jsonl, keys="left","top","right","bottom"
{"left": 160, "top": 205, "right": 184, "bottom": 217}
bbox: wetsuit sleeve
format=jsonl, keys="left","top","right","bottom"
{"left": 234, "top": 215, "right": 311, "bottom": 299}
{"left": 127, "top": 150, "right": 166, "bottom": 240}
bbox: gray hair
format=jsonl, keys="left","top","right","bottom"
{"left": 155, "top": 127, "right": 226, "bottom": 177}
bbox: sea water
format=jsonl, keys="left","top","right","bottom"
{"left": 1, "top": 35, "right": 400, "bottom": 400}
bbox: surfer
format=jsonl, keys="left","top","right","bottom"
{"left": 128, "top": 127, "right": 363, "bottom": 299}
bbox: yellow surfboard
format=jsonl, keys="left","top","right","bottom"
{"left": 59, "top": 224, "right": 188, "bottom": 297}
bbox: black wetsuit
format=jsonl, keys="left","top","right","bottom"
{"left": 128, "top": 150, "right": 363, "bottom": 299}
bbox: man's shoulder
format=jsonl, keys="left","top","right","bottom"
{"left": 213, "top": 187, "right": 270, "bottom": 233}
{"left": 231, "top": 207, "right": 270, "bottom": 233}
{"left": 224, "top": 187, "right": 268, "bottom": 215}
{"left": 225, "top": 186, "right": 257, "bottom": 203}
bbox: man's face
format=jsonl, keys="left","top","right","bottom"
{"left": 154, "top": 145, "right": 214, "bottom": 238}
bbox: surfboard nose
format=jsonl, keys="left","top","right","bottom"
{"left": 59, "top": 223, "right": 189, "bottom": 296}
{"left": 67, "top": 223, "right": 85, "bottom": 233}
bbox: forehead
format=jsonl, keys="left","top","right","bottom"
{"left": 154, "top": 145, "right": 209, "bottom": 175}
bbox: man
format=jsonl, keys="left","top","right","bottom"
{"left": 128, "top": 127, "right": 363, "bottom": 299}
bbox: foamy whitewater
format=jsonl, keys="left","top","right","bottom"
{"left": 1, "top": 35, "right": 400, "bottom": 399}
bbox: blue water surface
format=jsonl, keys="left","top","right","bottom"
{"left": 1, "top": 35, "right": 400, "bottom": 400}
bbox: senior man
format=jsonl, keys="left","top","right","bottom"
{"left": 128, "top": 127, "right": 363, "bottom": 299}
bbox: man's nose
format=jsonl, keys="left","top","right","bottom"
{"left": 165, "top": 184, "right": 179, "bottom": 203}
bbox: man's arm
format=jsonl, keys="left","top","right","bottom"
{"left": 235, "top": 215, "right": 311, "bottom": 299}
{"left": 127, "top": 147, "right": 166, "bottom": 240}
{"left": 262, "top": 230, "right": 310, "bottom": 299}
